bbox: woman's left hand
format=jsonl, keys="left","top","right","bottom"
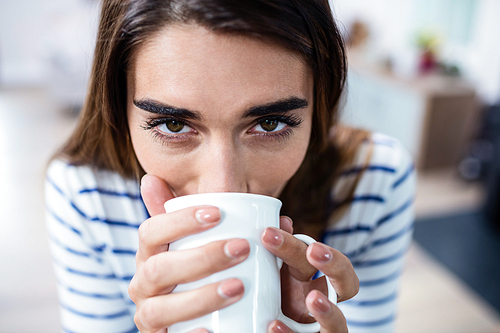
{"left": 261, "top": 216, "right": 359, "bottom": 333}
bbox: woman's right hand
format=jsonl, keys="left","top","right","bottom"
{"left": 128, "top": 174, "right": 250, "bottom": 333}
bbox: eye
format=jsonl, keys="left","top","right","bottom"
{"left": 157, "top": 120, "right": 192, "bottom": 134}
{"left": 254, "top": 119, "right": 287, "bottom": 133}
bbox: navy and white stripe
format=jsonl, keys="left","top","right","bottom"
{"left": 324, "top": 132, "right": 415, "bottom": 333}
{"left": 46, "top": 161, "right": 145, "bottom": 333}
{"left": 45, "top": 132, "right": 415, "bottom": 332}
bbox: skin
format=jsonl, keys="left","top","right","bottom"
{"left": 127, "top": 24, "right": 358, "bottom": 333}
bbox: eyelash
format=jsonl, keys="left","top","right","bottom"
{"left": 250, "top": 114, "right": 302, "bottom": 140}
{"left": 142, "top": 114, "right": 303, "bottom": 142}
{"left": 141, "top": 118, "right": 193, "bottom": 142}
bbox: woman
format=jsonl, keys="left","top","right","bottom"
{"left": 45, "top": 0, "right": 415, "bottom": 332}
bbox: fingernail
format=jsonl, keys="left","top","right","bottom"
{"left": 195, "top": 207, "right": 220, "bottom": 224}
{"left": 312, "top": 292, "right": 330, "bottom": 313}
{"left": 140, "top": 174, "right": 151, "bottom": 186}
{"left": 262, "top": 228, "right": 283, "bottom": 247}
{"left": 224, "top": 239, "right": 250, "bottom": 259}
{"left": 272, "top": 322, "right": 287, "bottom": 333}
{"left": 280, "top": 216, "right": 293, "bottom": 231}
{"left": 310, "top": 243, "right": 332, "bottom": 263}
{"left": 218, "top": 279, "right": 244, "bottom": 299}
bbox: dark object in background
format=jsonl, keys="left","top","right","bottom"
{"left": 459, "top": 104, "right": 499, "bottom": 181}
{"left": 460, "top": 103, "right": 500, "bottom": 229}
{"left": 484, "top": 104, "right": 500, "bottom": 229}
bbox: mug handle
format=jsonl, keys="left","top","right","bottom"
{"left": 276, "top": 234, "right": 338, "bottom": 333}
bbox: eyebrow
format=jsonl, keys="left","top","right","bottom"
{"left": 133, "top": 99, "right": 202, "bottom": 121}
{"left": 133, "top": 96, "right": 309, "bottom": 120}
{"left": 243, "top": 97, "right": 309, "bottom": 118}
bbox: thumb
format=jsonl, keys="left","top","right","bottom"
{"left": 140, "top": 174, "right": 175, "bottom": 216}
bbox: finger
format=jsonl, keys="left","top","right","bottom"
{"left": 141, "top": 174, "right": 175, "bottom": 216}
{"left": 305, "top": 290, "right": 348, "bottom": 333}
{"left": 306, "top": 242, "right": 359, "bottom": 302}
{"left": 137, "top": 205, "right": 220, "bottom": 261}
{"left": 261, "top": 227, "right": 316, "bottom": 281}
{"left": 130, "top": 239, "right": 250, "bottom": 298}
{"left": 188, "top": 329, "right": 210, "bottom": 333}
{"left": 280, "top": 216, "right": 293, "bottom": 234}
{"left": 267, "top": 320, "right": 294, "bottom": 333}
{"left": 136, "top": 278, "right": 244, "bottom": 331}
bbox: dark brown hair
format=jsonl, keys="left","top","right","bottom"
{"left": 58, "top": 0, "right": 370, "bottom": 234}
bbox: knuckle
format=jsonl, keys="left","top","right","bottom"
{"left": 330, "top": 249, "right": 352, "bottom": 274}
{"left": 143, "top": 255, "right": 161, "bottom": 286}
{"left": 138, "top": 218, "right": 151, "bottom": 242}
{"left": 133, "top": 312, "right": 147, "bottom": 332}
{"left": 328, "top": 250, "right": 359, "bottom": 301}
{"left": 338, "top": 310, "right": 348, "bottom": 332}
{"left": 128, "top": 277, "right": 138, "bottom": 302}
{"left": 200, "top": 243, "right": 223, "bottom": 268}
{"left": 351, "top": 273, "right": 360, "bottom": 297}
{"left": 337, "top": 255, "right": 352, "bottom": 273}
{"left": 135, "top": 248, "right": 144, "bottom": 266}
{"left": 138, "top": 299, "right": 162, "bottom": 330}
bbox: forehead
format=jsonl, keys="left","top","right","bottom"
{"left": 129, "top": 24, "right": 313, "bottom": 112}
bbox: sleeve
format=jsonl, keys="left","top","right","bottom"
{"left": 45, "top": 160, "right": 138, "bottom": 333}
{"left": 323, "top": 138, "right": 416, "bottom": 333}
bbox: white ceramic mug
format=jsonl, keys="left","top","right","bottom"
{"left": 165, "top": 192, "right": 337, "bottom": 333}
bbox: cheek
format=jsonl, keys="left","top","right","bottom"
{"left": 247, "top": 137, "right": 310, "bottom": 196}
{"left": 129, "top": 115, "right": 167, "bottom": 175}
{"left": 128, "top": 117, "right": 197, "bottom": 193}
{"left": 129, "top": 127, "right": 189, "bottom": 183}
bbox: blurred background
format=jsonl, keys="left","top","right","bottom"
{"left": 0, "top": 0, "right": 499, "bottom": 332}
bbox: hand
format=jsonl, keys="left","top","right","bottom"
{"left": 262, "top": 218, "right": 359, "bottom": 333}
{"left": 128, "top": 175, "right": 250, "bottom": 333}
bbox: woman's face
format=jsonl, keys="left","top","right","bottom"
{"left": 127, "top": 25, "right": 314, "bottom": 197}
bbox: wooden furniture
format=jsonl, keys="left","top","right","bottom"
{"left": 341, "top": 56, "right": 481, "bottom": 170}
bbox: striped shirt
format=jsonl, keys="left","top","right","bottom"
{"left": 45, "top": 132, "right": 415, "bottom": 333}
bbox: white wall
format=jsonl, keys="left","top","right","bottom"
{"left": 460, "top": 0, "right": 500, "bottom": 105}
{"left": 332, "top": 0, "right": 419, "bottom": 76}
{"left": 0, "top": 0, "right": 99, "bottom": 105}
{"left": 332, "top": 0, "right": 500, "bottom": 104}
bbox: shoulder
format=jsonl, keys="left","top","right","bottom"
{"left": 371, "top": 132, "right": 414, "bottom": 178}
{"left": 45, "top": 158, "right": 144, "bottom": 227}
{"left": 46, "top": 158, "right": 141, "bottom": 200}
{"left": 45, "top": 158, "right": 145, "bottom": 245}
{"left": 345, "top": 132, "right": 413, "bottom": 180}
{"left": 326, "top": 133, "right": 416, "bottom": 241}
{"left": 335, "top": 132, "right": 415, "bottom": 196}
{"left": 369, "top": 132, "right": 415, "bottom": 197}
